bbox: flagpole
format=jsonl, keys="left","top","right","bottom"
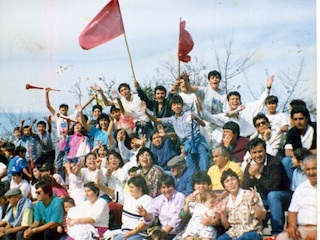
{"left": 178, "top": 18, "right": 182, "bottom": 81}
{"left": 118, "top": 0, "right": 136, "bottom": 81}
{"left": 123, "top": 31, "right": 136, "bottom": 80}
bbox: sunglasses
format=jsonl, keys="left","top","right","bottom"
{"left": 255, "top": 121, "right": 267, "bottom": 127}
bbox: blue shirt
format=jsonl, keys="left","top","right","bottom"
{"left": 34, "top": 196, "right": 64, "bottom": 224}
{"left": 7, "top": 156, "right": 28, "bottom": 181}
{"left": 174, "top": 167, "right": 194, "bottom": 196}
{"left": 161, "top": 111, "right": 200, "bottom": 142}
{"left": 89, "top": 127, "right": 109, "bottom": 148}
{"left": 152, "top": 138, "right": 179, "bottom": 171}
{"left": 291, "top": 168, "right": 307, "bottom": 191}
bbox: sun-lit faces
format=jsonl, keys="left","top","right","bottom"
{"left": 211, "top": 150, "right": 228, "bottom": 168}
{"left": 208, "top": 76, "right": 220, "bottom": 90}
{"left": 266, "top": 102, "right": 277, "bottom": 114}
{"left": 128, "top": 183, "right": 142, "bottom": 199}
{"left": 92, "top": 108, "right": 102, "bottom": 120}
{"left": 304, "top": 159, "right": 317, "bottom": 186}
{"left": 84, "top": 187, "right": 98, "bottom": 201}
{"left": 7, "top": 195, "right": 20, "bottom": 207}
{"left": 63, "top": 201, "right": 74, "bottom": 213}
{"left": 85, "top": 154, "right": 97, "bottom": 171}
{"left": 228, "top": 95, "right": 241, "bottom": 110}
{"left": 74, "top": 122, "right": 82, "bottom": 133}
{"left": 223, "top": 129, "right": 236, "bottom": 140}
{"left": 14, "top": 130, "right": 21, "bottom": 139}
{"left": 203, "top": 197, "right": 216, "bottom": 209}
{"left": 111, "top": 109, "right": 121, "bottom": 121}
{"left": 223, "top": 175, "right": 240, "bottom": 194}
{"left": 32, "top": 168, "right": 41, "bottom": 180}
{"left": 160, "top": 183, "right": 175, "bottom": 200}
{"left": 194, "top": 182, "right": 209, "bottom": 194}
{"left": 37, "top": 124, "right": 46, "bottom": 135}
{"left": 99, "top": 118, "right": 109, "bottom": 130}
{"left": 119, "top": 86, "right": 131, "bottom": 100}
{"left": 171, "top": 102, "right": 183, "bottom": 115}
{"left": 291, "top": 155, "right": 300, "bottom": 168}
{"left": 60, "top": 106, "right": 68, "bottom": 116}
{"left": 155, "top": 90, "right": 166, "bottom": 103}
{"left": 138, "top": 151, "right": 153, "bottom": 170}
{"left": 254, "top": 119, "right": 270, "bottom": 134}
{"left": 98, "top": 146, "right": 107, "bottom": 158}
{"left": 292, "top": 113, "right": 308, "bottom": 131}
{"left": 107, "top": 154, "right": 120, "bottom": 170}
{"left": 151, "top": 133, "right": 163, "bottom": 148}
{"left": 249, "top": 144, "right": 267, "bottom": 165}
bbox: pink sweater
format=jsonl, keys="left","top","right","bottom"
{"left": 59, "top": 132, "right": 89, "bottom": 159}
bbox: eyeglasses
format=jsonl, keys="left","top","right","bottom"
{"left": 255, "top": 121, "right": 267, "bottom": 127}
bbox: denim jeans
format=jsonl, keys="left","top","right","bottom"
{"left": 55, "top": 147, "right": 66, "bottom": 180}
{"left": 262, "top": 190, "right": 292, "bottom": 235}
{"left": 282, "top": 156, "right": 293, "bottom": 183}
{"left": 185, "top": 142, "right": 209, "bottom": 172}
{"left": 217, "top": 231, "right": 263, "bottom": 240}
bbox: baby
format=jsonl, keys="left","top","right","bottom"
{"left": 182, "top": 189, "right": 219, "bottom": 240}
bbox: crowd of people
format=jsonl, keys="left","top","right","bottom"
{"left": 0, "top": 70, "right": 317, "bottom": 240}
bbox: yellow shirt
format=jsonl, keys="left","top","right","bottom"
{"left": 10, "top": 206, "right": 34, "bottom": 227}
{"left": 207, "top": 160, "right": 244, "bottom": 191}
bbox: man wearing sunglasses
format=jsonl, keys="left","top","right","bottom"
{"left": 250, "top": 113, "right": 282, "bottom": 158}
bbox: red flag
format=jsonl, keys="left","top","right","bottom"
{"left": 79, "top": 0, "right": 125, "bottom": 50}
{"left": 178, "top": 20, "right": 194, "bottom": 62}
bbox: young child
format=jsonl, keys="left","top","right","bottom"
{"left": 59, "top": 122, "right": 93, "bottom": 162}
{"left": 58, "top": 197, "right": 76, "bottom": 240}
{"left": 64, "top": 159, "right": 85, "bottom": 206}
{"left": 110, "top": 103, "right": 135, "bottom": 136}
{"left": 143, "top": 95, "right": 209, "bottom": 172}
{"left": 150, "top": 124, "right": 180, "bottom": 171}
{"left": 94, "top": 144, "right": 108, "bottom": 168}
{"left": 12, "top": 127, "right": 22, "bottom": 147}
{"left": 182, "top": 189, "right": 218, "bottom": 240}
{"left": 7, "top": 146, "right": 31, "bottom": 181}
{"left": 35, "top": 119, "right": 55, "bottom": 165}
{"left": 291, "top": 148, "right": 312, "bottom": 191}
{"left": 19, "top": 119, "right": 41, "bottom": 168}
{"left": 264, "top": 96, "right": 289, "bottom": 133}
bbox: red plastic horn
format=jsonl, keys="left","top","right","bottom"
{"left": 26, "top": 84, "right": 60, "bottom": 92}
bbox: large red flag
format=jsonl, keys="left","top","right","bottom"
{"left": 178, "top": 20, "right": 194, "bottom": 62}
{"left": 79, "top": 0, "right": 125, "bottom": 50}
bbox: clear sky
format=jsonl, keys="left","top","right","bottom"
{"left": 0, "top": 0, "right": 317, "bottom": 115}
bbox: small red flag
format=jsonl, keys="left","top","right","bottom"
{"left": 79, "top": 0, "right": 125, "bottom": 50}
{"left": 178, "top": 20, "right": 194, "bottom": 62}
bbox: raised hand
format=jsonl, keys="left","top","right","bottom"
{"left": 266, "top": 75, "right": 275, "bottom": 89}
{"left": 136, "top": 205, "right": 147, "bottom": 217}
{"left": 157, "top": 124, "right": 165, "bottom": 137}
{"left": 90, "top": 84, "right": 102, "bottom": 91}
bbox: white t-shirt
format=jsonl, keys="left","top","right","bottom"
{"left": 10, "top": 179, "right": 31, "bottom": 198}
{"left": 196, "top": 86, "right": 227, "bottom": 114}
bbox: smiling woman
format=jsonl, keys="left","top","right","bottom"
{"left": 217, "top": 169, "right": 266, "bottom": 240}
{"left": 136, "top": 147, "right": 164, "bottom": 197}
{"left": 136, "top": 175, "right": 186, "bottom": 240}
